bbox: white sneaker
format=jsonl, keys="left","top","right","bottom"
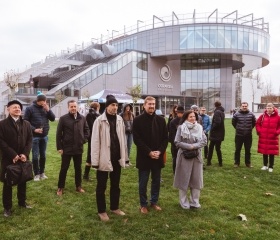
{"left": 34, "top": 175, "right": 40, "bottom": 181}
{"left": 268, "top": 168, "right": 273, "bottom": 173}
{"left": 40, "top": 173, "right": 48, "bottom": 180}
{"left": 261, "top": 166, "right": 268, "bottom": 170}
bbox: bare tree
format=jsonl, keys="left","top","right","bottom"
{"left": 127, "top": 84, "right": 142, "bottom": 104}
{"left": 262, "top": 80, "right": 275, "bottom": 103}
{"left": 4, "top": 70, "right": 20, "bottom": 101}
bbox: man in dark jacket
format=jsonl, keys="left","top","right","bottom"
{"left": 232, "top": 102, "right": 256, "bottom": 168}
{"left": 169, "top": 105, "right": 184, "bottom": 174}
{"left": 56, "top": 100, "right": 89, "bottom": 196}
{"left": 207, "top": 101, "right": 225, "bottom": 166}
{"left": 133, "top": 96, "right": 168, "bottom": 214}
{"left": 0, "top": 100, "right": 33, "bottom": 217}
{"left": 24, "top": 91, "right": 55, "bottom": 181}
{"left": 83, "top": 102, "right": 100, "bottom": 180}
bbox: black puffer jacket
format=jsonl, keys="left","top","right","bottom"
{"left": 209, "top": 106, "right": 225, "bottom": 141}
{"left": 24, "top": 101, "right": 55, "bottom": 137}
{"left": 232, "top": 110, "right": 256, "bottom": 136}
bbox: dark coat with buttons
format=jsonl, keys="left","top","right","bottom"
{"left": 56, "top": 112, "right": 90, "bottom": 155}
{"left": 0, "top": 116, "right": 32, "bottom": 182}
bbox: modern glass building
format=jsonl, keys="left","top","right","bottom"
{"left": 7, "top": 10, "right": 269, "bottom": 116}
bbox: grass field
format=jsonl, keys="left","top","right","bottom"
{"left": 0, "top": 119, "right": 280, "bottom": 240}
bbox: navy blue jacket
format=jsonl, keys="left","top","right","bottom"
{"left": 24, "top": 101, "right": 55, "bottom": 137}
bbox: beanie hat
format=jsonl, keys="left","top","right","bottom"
{"left": 105, "top": 94, "right": 118, "bottom": 107}
{"left": 37, "top": 91, "right": 46, "bottom": 102}
{"left": 176, "top": 106, "right": 185, "bottom": 113}
{"left": 7, "top": 100, "right": 23, "bottom": 110}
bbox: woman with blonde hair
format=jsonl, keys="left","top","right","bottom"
{"left": 256, "top": 103, "right": 280, "bottom": 172}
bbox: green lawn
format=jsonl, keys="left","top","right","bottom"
{"left": 0, "top": 119, "right": 280, "bottom": 240}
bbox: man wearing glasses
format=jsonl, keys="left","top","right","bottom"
{"left": 232, "top": 102, "right": 256, "bottom": 168}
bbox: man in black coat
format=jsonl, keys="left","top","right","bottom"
{"left": 133, "top": 96, "right": 168, "bottom": 214}
{"left": 232, "top": 102, "right": 256, "bottom": 168}
{"left": 207, "top": 101, "right": 225, "bottom": 167}
{"left": 56, "top": 100, "right": 90, "bottom": 196}
{"left": 0, "top": 100, "right": 33, "bottom": 217}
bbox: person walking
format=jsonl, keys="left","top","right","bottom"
{"left": 83, "top": 102, "right": 100, "bottom": 180}
{"left": 173, "top": 110, "right": 207, "bottom": 209}
{"left": 232, "top": 102, "right": 256, "bottom": 168}
{"left": 120, "top": 103, "right": 134, "bottom": 167}
{"left": 24, "top": 91, "right": 55, "bottom": 181}
{"left": 91, "top": 95, "right": 127, "bottom": 222}
{"left": 0, "top": 100, "right": 33, "bottom": 217}
{"left": 169, "top": 105, "right": 185, "bottom": 174}
{"left": 133, "top": 96, "right": 168, "bottom": 214}
{"left": 207, "top": 101, "right": 225, "bottom": 167}
{"left": 56, "top": 100, "right": 90, "bottom": 195}
{"left": 199, "top": 106, "right": 211, "bottom": 159}
{"left": 256, "top": 103, "right": 280, "bottom": 172}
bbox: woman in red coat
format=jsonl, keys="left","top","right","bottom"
{"left": 256, "top": 103, "right": 280, "bottom": 172}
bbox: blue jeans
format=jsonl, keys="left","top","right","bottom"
{"left": 125, "top": 133, "right": 133, "bottom": 158}
{"left": 32, "top": 136, "right": 48, "bottom": 175}
{"left": 138, "top": 167, "right": 161, "bottom": 207}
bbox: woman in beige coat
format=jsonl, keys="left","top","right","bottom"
{"left": 173, "top": 110, "right": 207, "bottom": 209}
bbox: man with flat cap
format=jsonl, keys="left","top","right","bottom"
{"left": 0, "top": 100, "right": 33, "bottom": 217}
{"left": 91, "top": 94, "right": 127, "bottom": 222}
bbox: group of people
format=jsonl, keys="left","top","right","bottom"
{"left": 1, "top": 93, "right": 279, "bottom": 220}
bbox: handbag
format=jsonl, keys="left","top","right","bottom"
{"left": 182, "top": 149, "right": 199, "bottom": 159}
{"left": 5, "top": 160, "right": 33, "bottom": 186}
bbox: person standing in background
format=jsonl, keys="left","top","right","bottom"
{"left": 83, "top": 102, "right": 100, "bottom": 180}
{"left": 256, "top": 103, "right": 280, "bottom": 172}
{"left": 91, "top": 95, "right": 127, "bottom": 222}
{"left": 56, "top": 100, "right": 89, "bottom": 195}
{"left": 232, "top": 102, "right": 256, "bottom": 168}
{"left": 0, "top": 100, "right": 33, "bottom": 217}
{"left": 199, "top": 107, "right": 211, "bottom": 160}
{"left": 169, "top": 106, "right": 185, "bottom": 174}
{"left": 24, "top": 91, "right": 55, "bottom": 181}
{"left": 167, "top": 105, "right": 178, "bottom": 135}
{"left": 207, "top": 101, "right": 225, "bottom": 167}
{"left": 120, "top": 103, "right": 134, "bottom": 167}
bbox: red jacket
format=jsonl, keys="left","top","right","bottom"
{"left": 256, "top": 108, "right": 280, "bottom": 155}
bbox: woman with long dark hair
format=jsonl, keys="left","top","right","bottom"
{"left": 173, "top": 110, "right": 207, "bottom": 209}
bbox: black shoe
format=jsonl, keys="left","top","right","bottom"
{"left": 83, "top": 175, "right": 89, "bottom": 180}
{"left": 4, "top": 209, "right": 12, "bottom": 217}
{"left": 219, "top": 162, "right": 223, "bottom": 167}
{"left": 206, "top": 162, "right": 212, "bottom": 166}
{"left": 19, "top": 203, "right": 32, "bottom": 209}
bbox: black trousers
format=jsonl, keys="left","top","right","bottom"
{"left": 207, "top": 140, "right": 222, "bottom": 163}
{"left": 204, "top": 133, "right": 209, "bottom": 159}
{"left": 2, "top": 181, "right": 26, "bottom": 210}
{"left": 171, "top": 144, "right": 178, "bottom": 174}
{"left": 57, "top": 154, "right": 82, "bottom": 188}
{"left": 234, "top": 135, "right": 252, "bottom": 165}
{"left": 263, "top": 154, "right": 275, "bottom": 168}
{"left": 96, "top": 161, "right": 121, "bottom": 213}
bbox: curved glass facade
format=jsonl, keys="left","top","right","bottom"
{"left": 180, "top": 24, "right": 269, "bottom": 54}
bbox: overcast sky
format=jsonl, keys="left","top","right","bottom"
{"left": 1, "top": 0, "right": 279, "bottom": 92}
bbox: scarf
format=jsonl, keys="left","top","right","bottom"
{"left": 181, "top": 120, "right": 202, "bottom": 141}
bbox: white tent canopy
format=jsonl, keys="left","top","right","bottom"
{"left": 89, "top": 89, "right": 144, "bottom": 104}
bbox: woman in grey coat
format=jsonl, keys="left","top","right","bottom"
{"left": 173, "top": 110, "right": 207, "bottom": 209}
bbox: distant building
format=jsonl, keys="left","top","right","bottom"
{"left": 0, "top": 10, "right": 270, "bottom": 117}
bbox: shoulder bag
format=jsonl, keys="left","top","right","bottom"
{"left": 5, "top": 160, "right": 33, "bottom": 186}
{"left": 182, "top": 149, "right": 199, "bottom": 159}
